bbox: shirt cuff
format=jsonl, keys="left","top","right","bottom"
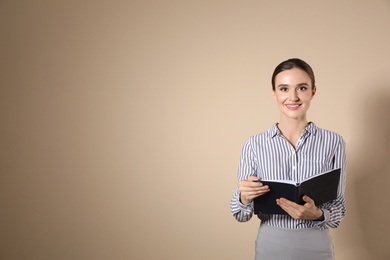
{"left": 313, "top": 209, "right": 330, "bottom": 226}
{"left": 237, "top": 193, "right": 254, "bottom": 214}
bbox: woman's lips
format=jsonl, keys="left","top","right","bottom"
{"left": 285, "top": 104, "right": 301, "bottom": 110}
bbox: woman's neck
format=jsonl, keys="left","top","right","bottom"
{"left": 277, "top": 118, "right": 309, "bottom": 148}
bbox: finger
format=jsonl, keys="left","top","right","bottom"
{"left": 277, "top": 198, "right": 302, "bottom": 217}
{"left": 240, "top": 181, "right": 268, "bottom": 191}
{"left": 302, "top": 195, "right": 315, "bottom": 205}
{"left": 278, "top": 204, "right": 302, "bottom": 219}
{"left": 244, "top": 187, "right": 269, "bottom": 197}
{"left": 245, "top": 185, "right": 270, "bottom": 195}
{"left": 242, "top": 187, "right": 270, "bottom": 201}
{"left": 277, "top": 197, "right": 296, "bottom": 207}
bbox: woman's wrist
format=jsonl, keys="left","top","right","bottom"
{"left": 313, "top": 209, "right": 324, "bottom": 221}
{"left": 239, "top": 193, "right": 252, "bottom": 205}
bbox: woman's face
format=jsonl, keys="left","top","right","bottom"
{"left": 272, "top": 68, "right": 316, "bottom": 121}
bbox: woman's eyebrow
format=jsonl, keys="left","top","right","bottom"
{"left": 277, "top": 83, "right": 309, "bottom": 88}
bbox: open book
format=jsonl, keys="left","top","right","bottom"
{"left": 253, "top": 168, "right": 341, "bottom": 215}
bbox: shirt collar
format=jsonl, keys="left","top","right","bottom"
{"left": 268, "top": 121, "right": 318, "bottom": 138}
{"left": 305, "top": 121, "right": 318, "bottom": 136}
{"left": 268, "top": 123, "right": 281, "bottom": 138}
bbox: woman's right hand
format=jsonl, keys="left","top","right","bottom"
{"left": 238, "top": 176, "right": 270, "bottom": 205}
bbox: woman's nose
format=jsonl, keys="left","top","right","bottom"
{"left": 289, "top": 91, "right": 299, "bottom": 101}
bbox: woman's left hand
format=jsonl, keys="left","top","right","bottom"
{"left": 276, "top": 195, "right": 323, "bottom": 220}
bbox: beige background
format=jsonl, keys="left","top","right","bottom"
{"left": 1, "top": 1, "right": 390, "bottom": 259}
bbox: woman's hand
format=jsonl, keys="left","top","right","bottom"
{"left": 276, "top": 195, "right": 323, "bottom": 220}
{"left": 238, "top": 176, "right": 270, "bottom": 205}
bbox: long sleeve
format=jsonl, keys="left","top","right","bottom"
{"left": 230, "top": 139, "right": 258, "bottom": 222}
{"left": 316, "top": 137, "right": 347, "bottom": 229}
{"left": 230, "top": 189, "right": 254, "bottom": 222}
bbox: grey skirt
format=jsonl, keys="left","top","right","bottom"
{"left": 255, "top": 224, "right": 334, "bottom": 260}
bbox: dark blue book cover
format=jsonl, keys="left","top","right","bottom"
{"left": 253, "top": 168, "right": 341, "bottom": 215}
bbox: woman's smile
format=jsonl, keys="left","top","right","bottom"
{"left": 285, "top": 103, "right": 301, "bottom": 110}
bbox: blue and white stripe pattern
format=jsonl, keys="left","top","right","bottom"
{"left": 230, "top": 122, "right": 347, "bottom": 230}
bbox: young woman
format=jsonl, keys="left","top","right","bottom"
{"left": 230, "top": 58, "right": 346, "bottom": 260}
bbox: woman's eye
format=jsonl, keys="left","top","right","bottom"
{"left": 280, "top": 87, "right": 288, "bottom": 92}
{"left": 298, "top": 86, "right": 308, "bottom": 91}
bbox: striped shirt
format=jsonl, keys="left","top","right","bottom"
{"left": 230, "top": 122, "right": 346, "bottom": 230}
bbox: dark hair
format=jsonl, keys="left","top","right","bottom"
{"left": 271, "top": 58, "right": 316, "bottom": 90}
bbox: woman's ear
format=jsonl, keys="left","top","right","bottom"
{"left": 311, "top": 87, "right": 317, "bottom": 97}
{"left": 272, "top": 90, "right": 276, "bottom": 100}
